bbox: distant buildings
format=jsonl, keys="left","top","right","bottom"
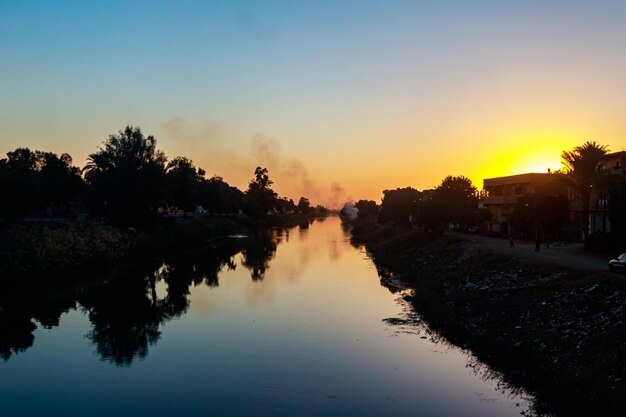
{"left": 482, "top": 151, "right": 626, "bottom": 238}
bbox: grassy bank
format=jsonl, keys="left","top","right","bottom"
{"left": 349, "top": 219, "right": 625, "bottom": 417}
{"left": 0, "top": 212, "right": 328, "bottom": 282}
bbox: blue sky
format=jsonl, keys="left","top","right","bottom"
{"left": 2, "top": 1, "right": 625, "bottom": 205}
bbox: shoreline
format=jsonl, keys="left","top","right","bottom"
{"left": 348, "top": 219, "right": 625, "bottom": 417}
{"left": 0, "top": 212, "right": 326, "bottom": 284}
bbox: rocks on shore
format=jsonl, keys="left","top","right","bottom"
{"left": 350, "top": 219, "right": 626, "bottom": 417}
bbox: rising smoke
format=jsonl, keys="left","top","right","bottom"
{"left": 161, "top": 117, "right": 349, "bottom": 208}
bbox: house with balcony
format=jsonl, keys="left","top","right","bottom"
{"left": 482, "top": 173, "right": 564, "bottom": 234}
{"left": 482, "top": 151, "right": 625, "bottom": 238}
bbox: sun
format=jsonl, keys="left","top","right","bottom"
{"left": 509, "top": 153, "right": 564, "bottom": 174}
{"left": 470, "top": 139, "right": 570, "bottom": 189}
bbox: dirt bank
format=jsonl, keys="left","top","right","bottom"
{"left": 349, "top": 220, "right": 625, "bottom": 417}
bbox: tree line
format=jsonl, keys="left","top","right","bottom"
{"left": 353, "top": 175, "right": 491, "bottom": 234}
{"left": 0, "top": 126, "right": 326, "bottom": 229}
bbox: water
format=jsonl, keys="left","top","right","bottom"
{"left": 0, "top": 217, "right": 531, "bottom": 416}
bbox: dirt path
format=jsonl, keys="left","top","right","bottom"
{"left": 457, "top": 233, "right": 610, "bottom": 272}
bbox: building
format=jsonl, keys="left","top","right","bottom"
{"left": 589, "top": 151, "right": 626, "bottom": 234}
{"left": 599, "top": 151, "right": 626, "bottom": 177}
{"left": 483, "top": 151, "right": 626, "bottom": 238}
{"left": 482, "top": 173, "right": 565, "bottom": 234}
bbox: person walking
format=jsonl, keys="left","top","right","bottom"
{"left": 509, "top": 236, "right": 515, "bottom": 248}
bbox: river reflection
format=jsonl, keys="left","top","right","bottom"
{"left": 0, "top": 217, "right": 533, "bottom": 417}
{"left": 0, "top": 227, "right": 285, "bottom": 365}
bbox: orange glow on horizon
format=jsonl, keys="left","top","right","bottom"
{"left": 468, "top": 132, "right": 577, "bottom": 189}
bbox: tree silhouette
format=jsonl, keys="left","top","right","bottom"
{"left": 1, "top": 148, "right": 42, "bottom": 217}
{"left": 416, "top": 195, "right": 446, "bottom": 233}
{"left": 275, "top": 197, "right": 297, "bottom": 213}
{"left": 378, "top": 187, "right": 420, "bottom": 224}
{"left": 244, "top": 167, "right": 278, "bottom": 220}
{"left": 509, "top": 193, "right": 569, "bottom": 240}
{"left": 83, "top": 126, "right": 166, "bottom": 229}
{"left": 354, "top": 200, "right": 378, "bottom": 219}
{"left": 198, "top": 175, "right": 244, "bottom": 214}
{"left": 0, "top": 148, "right": 84, "bottom": 218}
{"left": 39, "top": 153, "right": 85, "bottom": 209}
{"left": 561, "top": 141, "right": 609, "bottom": 246}
{"left": 297, "top": 197, "right": 311, "bottom": 214}
{"left": 434, "top": 175, "right": 479, "bottom": 227}
{"left": 164, "top": 156, "right": 203, "bottom": 214}
{"left": 415, "top": 176, "right": 486, "bottom": 233}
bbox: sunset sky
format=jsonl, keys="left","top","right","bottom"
{"left": 1, "top": 1, "right": 625, "bottom": 207}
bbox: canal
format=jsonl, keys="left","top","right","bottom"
{"left": 0, "top": 216, "right": 531, "bottom": 416}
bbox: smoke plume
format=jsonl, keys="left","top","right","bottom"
{"left": 161, "top": 117, "right": 348, "bottom": 208}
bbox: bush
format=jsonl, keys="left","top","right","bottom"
{"left": 0, "top": 222, "right": 141, "bottom": 280}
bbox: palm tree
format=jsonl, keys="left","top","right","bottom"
{"left": 561, "top": 141, "right": 609, "bottom": 247}
{"left": 83, "top": 126, "right": 167, "bottom": 229}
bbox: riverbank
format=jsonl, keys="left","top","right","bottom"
{"left": 0, "top": 212, "right": 326, "bottom": 283}
{"left": 349, "top": 219, "right": 625, "bottom": 417}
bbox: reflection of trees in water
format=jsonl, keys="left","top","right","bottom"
{"left": 0, "top": 312, "right": 35, "bottom": 361}
{"left": 78, "top": 243, "right": 238, "bottom": 366}
{"left": 241, "top": 230, "right": 279, "bottom": 281}
{"left": 159, "top": 239, "right": 241, "bottom": 289}
{"left": 0, "top": 285, "right": 77, "bottom": 361}
{"left": 0, "top": 231, "right": 282, "bottom": 365}
{"left": 78, "top": 266, "right": 176, "bottom": 366}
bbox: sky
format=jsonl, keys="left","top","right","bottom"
{"left": 1, "top": 0, "right": 625, "bottom": 207}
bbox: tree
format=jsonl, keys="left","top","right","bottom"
{"left": 434, "top": 175, "right": 479, "bottom": 227}
{"left": 164, "top": 157, "right": 203, "bottom": 214}
{"left": 0, "top": 148, "right": 83, "bottom": 218}
{"left": 39, "top": 152, "right": 85, "bottom": 209}
{"left": 276, "top": 197, "right": 297, "bottom": 213}
{"left": 561, "top": 141, "right": 609, "bottom": 246}
{"left": 313, "top": 205, "right": 328, "bottom": 215}
{"left": 509, "top": 193, "right": 569, "bottom": 241}
{"left": 0, "top": 148, "right": 42, "bottom": 217}
{"left": 378, "top": 187, "right": 420, "bottom": 224}
{"left": 198, "top": 176, "right": 244, "bottom": 214}
{"left": 416, "top": 196, "right": 446, "bottom": 233}
{"left": 297, "top": 197, "right": 311, "bottom": 214}
{"left": 354, "top": 200, "right": 378, "bottom": 219}
{"left": 244, "top": 167, "right": 278, "bottom": 220}
{"left": 83, "top": 126, "right": 167, "bottom": 229}
{"left": 415, "top": 176, "right": 484, "bottom": 233}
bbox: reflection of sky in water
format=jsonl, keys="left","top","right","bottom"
{"left": 0, "top": 217, "right": 530, "bottom": 417}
